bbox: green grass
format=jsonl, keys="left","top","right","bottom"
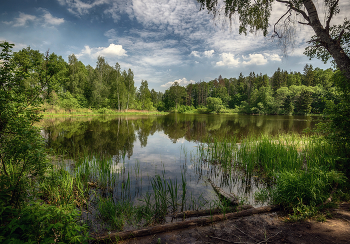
{"left": 196, "top": 133, "right": 347, "bottom": 220}
{"left": 40, "top": 104, "right": 168, "bottom": 117}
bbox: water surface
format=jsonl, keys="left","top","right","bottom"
{"left": 41, "top": 114, "right": 318, "bottom": 207}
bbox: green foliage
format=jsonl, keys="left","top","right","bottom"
{"left": 0, "top": 202, "right": 88, "bottom": 243}
{"left": 0, "top": 42, "right": 89, "bottom": 243}
{"left": 98, "top": 197, "right": 133, "bottom": 231}
{"left": 206, "top": 97, "right": 224, "bottom": 113}
{"left": 60, "top": 91, "right": 81, "bottom": 110}
{"left": 0, "top": 42, "right": 48, "bottom": 207}
{"left": 97, "top": 107, "right": 113, "bottom": 114}
{"left": 304, "top": 19, "right": 350, "bottom": 65}
{"left": 317, "top": 71, "right": 350, "bottom": 176}
{"left": 265, "top": 168, "right": 345, "bottom": 210}
{"left": 177, "top": 105, "right": 195, "bottom": 113}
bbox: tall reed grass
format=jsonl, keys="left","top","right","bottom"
{"left": 197, "top": 133, "right": 346, "bottom": 216}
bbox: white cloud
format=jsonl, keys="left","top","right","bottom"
{"left": 204, "top": 50, "right": 214, "bottom": 57}
{"left": 59, "top": 0, "right": 110, "bottom": 16}
{"left": 264, "top": 53, "right": 282, "bottom": 61}
{"left": 12, "top": 12, "right": 37, "bottom": 27}
{"left": 216, "top": 53, "right": 240, "bottom": 67}
{"left": 242, "top": 54, "right": 268, "bottom": 66}
{"left": 76, "top": 44, "right": 127, "bottom": 59}
{"left": 4, "top": 10, "right": 64, "bottom": 27}
{"left": 190, "top": 51, "right": 200, "bottom": 57}
{"left": 161, "top": 78, "right": 195, "bottom": 88}
{"left": 98, "top": 44, "right": 127, "bottom": 57}
{"left": 139, "top": 48, "right": 182, "bottom": 66}
{"left": 57, "top": 0, "right": 66, "bottom": 5}
{"left": 216, "top": 53, "right": 282, "bottom": 67}
{"left": 42, "top": 10, "right": 65, "bottom": 25}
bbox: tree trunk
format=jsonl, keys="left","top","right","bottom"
{"left": 207, "top": 178, "right": 239, "bottom": 205}
{"left": 170, "top": 204, "right": 253, "bottom": 219}
{"left": 303, "top": 0, "right": 350, "bottom": 81}
{"left": 117, "top": 93, "right": 120, "bottom": 111}
{"left": 93, "top": 205, "right": 279, "bottom": 243}
{"left": 126, "top": 93, "right": 129, "bottom": 112}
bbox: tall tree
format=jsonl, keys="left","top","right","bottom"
{"left": 67, "top": 54, "right": 87, "bottom": 96}
{"left": 0, "top": 42, "right": 49, "bottom": 207}
{"left": 110, "top": 63, "right": 126, "bottom": 111}
{"left": 302, "top": 64, "right": 315, "bottom": 86}
{"left": 198, "top": 0, "right": 350, "bottom": 81}
{"left": 124, "top": 68, "right": 135, "bottom": 111}
{"left": 138, "top": 80, "right": 152, "bottom": 110}
{"left": 168, "top": 82, "right": 187, "bottom": 109}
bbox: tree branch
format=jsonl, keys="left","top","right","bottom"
{"left": 325, "top": 0, "right": 340, "bottom": 33}
{"left": 276, "top": 0, "right": 310, "bottom": 23}
{"left": 273, "top": 9, "right": 292, "bottom": 38}
{"left": 337, "top": 29, "right": 345, "bottom": 43}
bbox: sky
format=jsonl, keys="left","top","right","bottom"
{"left": 1, "top": 0, "right": 349, "bottom": 91}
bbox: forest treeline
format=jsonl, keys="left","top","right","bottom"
{"left": 162, "top": 66, "right": 338, "bottom": 115}
{"left": 15, "top": 46, "right": 340, "bottom": 115}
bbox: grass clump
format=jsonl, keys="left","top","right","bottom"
{"left": 269, "top": 168, "right": 345, "bottom": 208}
{"left": 200, "top": 133, "right": 348, "bottom": 221}
{"left": 256, "top": 167, "right": 346, "bottom": 221}
{"left": 98, "top": 197, "right": 134, "bottom": 231}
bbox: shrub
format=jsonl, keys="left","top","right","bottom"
{"left": 97, "top": 107, "right": 113, "bottom": 114}
{"left": 206, "top": 97, "right": 224, "bottom": 113}
{"left": 258, "top": 168, "right": 346, "bottom": 210}
{"left": 0, "top": 202, "right": 89, "bottom": 243}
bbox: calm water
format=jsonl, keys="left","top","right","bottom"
{"left": 40, "top": 114, "right": 318, "bottom": 207}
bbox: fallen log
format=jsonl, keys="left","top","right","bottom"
{"left": 169, "top": 204, "right": 253, "bottom": 219}
{"left": 93, "top": 205, "right": 279, "bottom": 243}
{"left": 207, "top": 178, "right": 239, "bottom": 205}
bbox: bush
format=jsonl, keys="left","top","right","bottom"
{"left": 177, "top": 105, "right": 194, "bottom": 113}
{"left": 206, "top": 97, "right": 224, "bottom": 113}
{"left": 60, "top": 91, "right": 80, "bottom": 110}
{"left": 97, "top": 107, "right": 113, "bottom": 114}
{"left": 0, "top": 202, "right": 89, "bottom": 243}
{"left": 257, "top": 168, "right": 346, "bottom": 210}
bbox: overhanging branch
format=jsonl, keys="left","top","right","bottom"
{"left": 273, "top": 9, "right": 292, "bottom": 38}
{"left": 325, "top": 0, "right": 340, "bottom": 33}
{"left": 276, "top": 0, "right": 310, "bottom": 23}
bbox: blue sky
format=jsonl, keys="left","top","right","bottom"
{"left": 1, "top": 0, "right": 348, "bottom": 91}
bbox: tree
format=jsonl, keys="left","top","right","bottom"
{"left": 124, "top": 69, "right": 136, "bottom": 111}
{"left": 110, "top": 63, "right": 126, "bottom": 111}
{"left": 67, "top": 54, "right": 87, "bottom": 97}
{"left": 302, "top": 64, "right": 315, "bottom": 86}
{"left": 168, "top": 82, "right": 187, "bottom": 109}
{"left": 12, "top": 47, "right": 66, "bottom": 103}
{"left": 0, "top": 42, "right": 48, "bottom": 208}
{"left": 138, "top": 80, "right": 153, "bottom": 110}
{"left": 206, "top": 97, "right": 224, "bottom": 113}
{"left": 198, "top": 0, "right": 350, "bottom": 81}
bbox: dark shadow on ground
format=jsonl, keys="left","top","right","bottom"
{"left": 120, "top": 203, "right": 350, "bottom": 244}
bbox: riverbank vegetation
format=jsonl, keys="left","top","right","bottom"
{"left": 1, "top": 39, "right": 349, "bottom": 243}
{"left": 197, "top": 133, "right": 349, "bottom": 220}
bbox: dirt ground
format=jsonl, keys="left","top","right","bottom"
{"left": 119, "top": 202, "right": 350, "bottom": 244}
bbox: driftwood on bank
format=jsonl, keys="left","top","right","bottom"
{"left": 169, "top": 204, "right": 253, "bottom": 219}
{"left": 207, "top": 178, "right": 239, "bottom": 205}
{"left": 93, "top": 205, "right": 279, "bottom": 243}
